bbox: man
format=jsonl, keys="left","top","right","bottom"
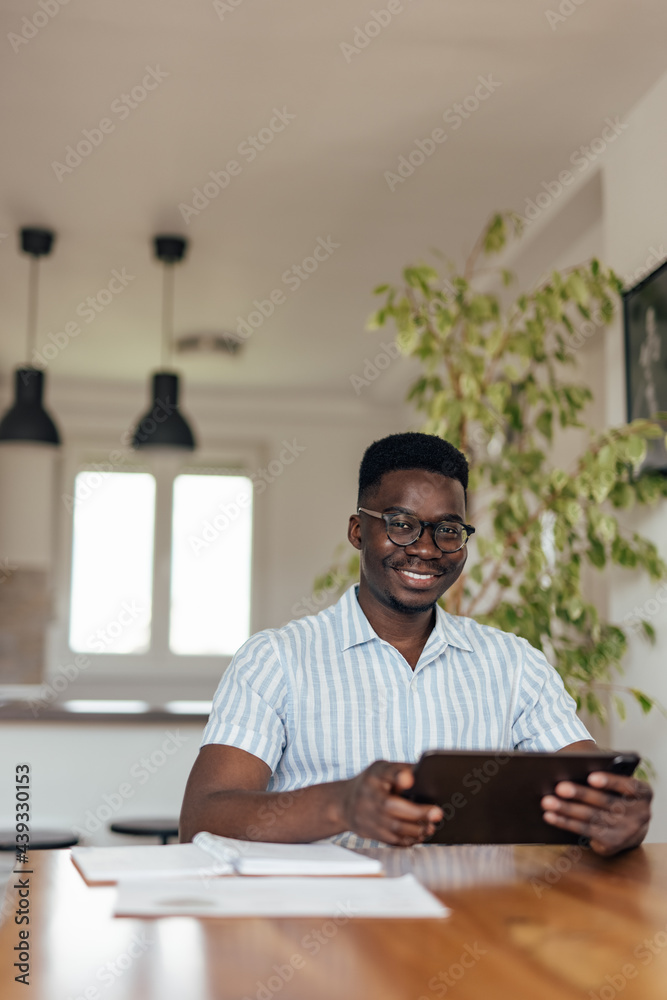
{"left": 180, "top": 432, "right": 652, "bottom": 855}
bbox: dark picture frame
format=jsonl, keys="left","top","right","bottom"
{"left": 623, "top": 258, "right": 667, "bottom": 474}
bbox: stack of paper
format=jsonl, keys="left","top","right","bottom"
{"left": 113, "top": 873, "right": 450, "bottom": 918}
{"left": 73, "top": 834, "right": 448, "bottom": 919}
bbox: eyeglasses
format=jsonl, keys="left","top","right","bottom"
{"left": 357, "top": 507, "right": 475, "bottom": 553}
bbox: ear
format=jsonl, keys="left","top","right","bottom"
{"left": 348, "top": 514, "right": 362, "bottom": 551}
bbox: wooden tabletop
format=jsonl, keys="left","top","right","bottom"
{"left": 2, "top": 843, "right": 667, "bottom": 999}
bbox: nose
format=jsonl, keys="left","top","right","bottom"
{"left": 403, "top": 524, "right": 441, "bottom": 559}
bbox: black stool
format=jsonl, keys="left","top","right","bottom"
{"left": 109, "top": 818, "right": 179, "bottom": 845}
{"left": 0, "top": 829, "right": 79, "bottom": 851}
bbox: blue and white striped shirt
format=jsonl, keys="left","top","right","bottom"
{"left": 202, "top": 584, "right": 591, "bottom": 847}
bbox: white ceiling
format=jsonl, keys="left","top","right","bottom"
{"left": 2, "top": 0, "right": 667, "bottom": 399}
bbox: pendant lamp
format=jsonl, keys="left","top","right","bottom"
{"left": 0, "top": 228, "right": 61, "bottom": 445}
{"left": 131, "top": 235, "right": 196, "bottom": 450}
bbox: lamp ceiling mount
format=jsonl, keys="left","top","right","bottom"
{"left": 21, "top": 227, "right": 54, "bottom": 258}
{"left": 154, "top": 235, "right": 187, "bottom": 264}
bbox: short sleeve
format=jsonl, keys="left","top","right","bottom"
{"left": 201, "top": 630, "right": 287, "bottom": 773}
{"left": 512, "top": 639, "right": 592, "bottom": 751}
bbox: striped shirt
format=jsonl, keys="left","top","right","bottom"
{"left": 202, "top": 584, "right": 591, "bottom": 848}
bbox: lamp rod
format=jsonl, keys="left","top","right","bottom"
{"left": 161, "top": 262, "right": 175, "bottom": 369}
{"left": 25, "top": 255, "right": 40, "bottom": 365}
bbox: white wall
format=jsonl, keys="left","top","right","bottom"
{"left": 0, "top": 721, "right": 203, "bottom": 847}
{"left": 602, "top": 69, "right": 667, "bottom": 842}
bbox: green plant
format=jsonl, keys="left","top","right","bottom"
{"left": 317, "top": 213, "right": 667, "bottom": 725}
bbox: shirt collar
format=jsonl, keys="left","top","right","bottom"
{"left": 336, "top": 584, "right": 474, "bottom": 653}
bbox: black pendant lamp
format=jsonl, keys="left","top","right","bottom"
{"left": 132, "top": 235, "right": 196, "bottom": 450}
{"left": 0, "top": 228, "right": 61, "bottom": 446}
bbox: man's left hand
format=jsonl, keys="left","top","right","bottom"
{"left": 541, "top": 772, "right": 652, "bottom": 856}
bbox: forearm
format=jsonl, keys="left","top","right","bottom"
{"left": 180, "top": 780, "right": 349, "bottom": 844}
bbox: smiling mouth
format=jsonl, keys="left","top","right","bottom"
{"left": 393, "top": 567, "right": 442, "bottom": 586}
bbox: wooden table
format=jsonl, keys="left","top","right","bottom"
{"left": 2, "top": 844, "right": 667, "bottom": 999}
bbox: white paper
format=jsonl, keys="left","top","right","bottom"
{"left": 72, "top": 843, "right": 233, "bottom": 884}
{"left": 193, "top": 831, "right": 383, "bottom": 876}
{"left": 114, "top": 873, "right": 449, "bottom": 918}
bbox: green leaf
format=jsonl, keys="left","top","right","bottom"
{"left": 536, "top": 410, "right": 553, "bottom": 441}
{"left": 630, "top": 689, "right": 654, "bottom": 714}
{"left": 641, "top": 619, "right": 656, "bottom": 643}
{"left": 587, "top": 539, "right": 606, "bottom": 569}
{"left": 627, "top": 435, "right": 647, "bottom": 466}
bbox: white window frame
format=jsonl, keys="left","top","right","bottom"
{"left": 47, "top": 440, "right": 266, "bottom": 703}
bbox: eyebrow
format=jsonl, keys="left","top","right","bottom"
{"left": 384, "top": 505, "right": 465, "bottom": 525}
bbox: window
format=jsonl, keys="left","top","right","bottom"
{"left": 51, "top": 447, "right": 260, "bottom": 701}
{"left": 69, "top": 472, "right": 155, "bottom": 654}
{"left": 169, "top": 474, "right": 252, "bottom": 655}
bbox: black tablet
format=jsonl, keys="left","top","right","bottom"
{"left": 403, "top": 749, "right": 640, "bottom": 845}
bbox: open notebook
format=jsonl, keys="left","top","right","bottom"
{"left": 71, "top": 831, "right": 383, "bottom": 884}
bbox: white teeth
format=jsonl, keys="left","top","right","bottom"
{"left": 401, "top": 570, "right": 435, "bottom": 580}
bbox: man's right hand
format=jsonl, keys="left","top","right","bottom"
{"left": 338, "top": 760, "right": 443, "bottom": 846}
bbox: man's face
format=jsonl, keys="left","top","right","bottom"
{"left": 348, "top": 468, "right": 469, "bottom": 616}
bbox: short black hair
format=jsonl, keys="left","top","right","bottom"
{"left": 357, "top": 432, "right": 469, "bottom": 506}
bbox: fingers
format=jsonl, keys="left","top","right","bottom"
{"left": 375, "top": 804, "right": 441, "bottom": 846}
{"left": 587, "top": 772, "right": 652, "bottom": 799}
{"left": 377, "top": 790, "right": 442, "bottom": 846}
{"left": 371, "top": 760, "right": 415, "bottom": 792}
{"left": 541, "top": 772, "right": 652, "bottom": 856}
{"left": 384, "top": 793, "right": 441, "bottom": 824}
{"left": 549, "top": 782, "right": 624, "bottom": 811}
{"left": 348, "top": 761, "right": 442, "bottom": 845}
